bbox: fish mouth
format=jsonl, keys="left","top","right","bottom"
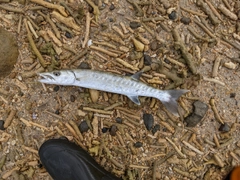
{"left": 38, "top": 73, "right": 55, "bottom": 83}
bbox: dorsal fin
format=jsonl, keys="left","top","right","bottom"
{"left": 131, "top": 71, "right": 143, "bottom": 81}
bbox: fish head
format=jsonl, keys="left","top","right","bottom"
{"left": 38, "top": 70, "right": 76, "bottom": 85}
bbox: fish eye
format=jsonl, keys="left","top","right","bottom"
{"left": 53, "top": 71, "right": 61, "bottom": 76}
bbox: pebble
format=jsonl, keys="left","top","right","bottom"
{"left": 109, "top": 4, "right": 115, "bottom": 11}
{"left": 53, "top": 85, "right": 60, "bottom": 92}
{"left": 0, "top": 120, "right": 5, "bottom": 130}
{"left": 102, "top": 127, "right": 109, "bottom": 133}
{"left": 143, "top": 113, "right": 154, "bottom": 131}
{"left": 0, "top": 27, "right": 19, "bottom": 77}
{"left": 89, "top": 89, "right": 99, "bottom": 103}
{"left": 184, "top": 101, "right": 208, "bottom": 127}
{"left": 65, "top": 32, "right": 72, "bottom": 38}
{"left": 115, "top": 117, "right": 122, "bottom": 124}
{"left": 230, "top": 93, "right": 236, "bottom": 98}
{"left": 144, "top": 54, "right": 152, "bottom": 65}
{"left": 134, "top": 141, "right": 143, "bottom": 148}
{"left": 130, "top": 21, "right": 141, "bottom": 29}
{"left": 70, "top": 95, "right": 76, "bottom": 102}
{"left": 150, "top": 40, "right": 158, "bottom": 51}
{"left": 168, "top": 11, "right": 177, "bottom": 21}
{"left": 152, "top": 124, "right": 160, "bottom": 135}
{"left": 78, "top": 121, "right": 89, "bottom": 133}
{"left": 78, "top": 62, "right": 91, "bottom": 69}
{"left": 55, "top": 109, "right": 60, "bottom": 115}
{"left": 109, "top": 125, "right": 117, "bottom": 136}
{"left": 219, "top": 123, "right": 230, "bottom": 132}
{"left": 180, "top": 17, "right": 191, "bottom": 25}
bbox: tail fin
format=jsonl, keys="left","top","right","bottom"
{"left": 160, "top": 90, "right": 189, "bottom": 117}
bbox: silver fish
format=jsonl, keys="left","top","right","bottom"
{"left": 38, "top": 69, "right": 188, "bottom": 116}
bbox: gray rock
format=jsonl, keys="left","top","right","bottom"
{"left": 184, "top": 101, "right": 208, "bottom": 127}
{"left": 0, "top": 28, "right": 18, "bottom": 77}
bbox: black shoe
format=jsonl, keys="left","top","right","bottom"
{"left": 39, "top": 138, "right": 122, "bottom": 180}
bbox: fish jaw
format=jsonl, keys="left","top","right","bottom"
{"left": 38, "top": 70, "right": 76, "bottom": 85}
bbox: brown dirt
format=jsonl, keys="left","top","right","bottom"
{"left": 0, "top": 0, "right": 240, "bottom": 180}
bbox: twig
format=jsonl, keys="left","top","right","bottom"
{"left": 20, "top": 117, "right": 49, "bottom": 131}
{"left": 67, "top": 48, "right": 88, "bottom": 65}
{"left": 166, "top": 137, "right": 186, "bottom": 158}
{"left": 172, "top": 28, "right": 197, "bottom": 74}
{"left": 24, "top": 19, "right": 47, "bottom": 68}
{"left": 180, "top": 6, "right": 207, "bottom": 17}
{"left": 30, "top": 0, "right": 68, "bottom": 17}
{"left": 173, "top": 167, "right": 197, "bottom": 179}
{"left": 90, "top": 45, "right": 119, "bottom": 57}
{"left": 69, "top": 120, "right": 83, "bottom": 141}
{"left": 3, "top": 109, "right": 17, "bottom": 128}
{"left": 218, "top": 4, "right": 238, "bottom": 21}
{"left": 37, "top": 11, "right": 61, "bottom": 39}
{"left": 84, "top": 0, "right": 100, "bottom": 21}
{"left": 82, "top": 12, "right": 92, "bottom": 48}
{"left": 209, "top": 98, "right": 224, "bottom": 124}
{"left": 0, "top": 4, "right": 24, "bottom": 13}
{"left": 51, "top": 11, "right": 81, "bottom": 32}
{"left": 202, "top": 77, "right": 225, "bottom": 86}
{"left": 27, "top": 20, "right": 38, "bottom": 39}
{"left": 194, "top": 19, "right": 216, "bottom": 39}
{"left": 205, "top": 0, "right": 223, "bottom": 21}
{"left": 212, "top": 56, "right": 221, "bottom": 77}
{"left": 182, "top": 140, "right": 204, "bottom": 155}
{"left": 196, "top": 0, "right": 220, "bottom": 25}
{"left": 83, "top": 107, "right": 113, "bottom": 115}
{"left": 116, "top": 58, "right": 139, "bottom": 71}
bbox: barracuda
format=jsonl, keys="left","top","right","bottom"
{"left": 38, "top": 69, "right": 188, "bottom": 116}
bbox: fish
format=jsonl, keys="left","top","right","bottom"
{"left": 38, "top": 69, "right": 189, "bottom": 116}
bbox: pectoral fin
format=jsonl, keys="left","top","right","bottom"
{"left": 127, "top": 95, "right": 140, "bottom": 105}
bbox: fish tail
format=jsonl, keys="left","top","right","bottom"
{"left": 159, "top": 90, "right": 189, "bottom": 117}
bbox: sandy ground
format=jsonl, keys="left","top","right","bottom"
{"left": 0, "top": 0, "right": 240, "bottom": 179}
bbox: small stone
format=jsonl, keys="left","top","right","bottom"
{"left": 78, "top": 62, "right": 91, "bottom": 69}
{"left": 89, "top": 89, "right": 99, "bottom": 103}
{"left": 169, "top": 11, "right": 177, "bottom": 21}
{"left": 70, "top": 95, "right": 75, "bottom": 102}
{"left": 193, "top": 101, "right": 209, "bottom": 117}
{"left": 184, "top": 101, "right": 208, "bottom": 127}
{"left": 152, "top": 124, "right": 160, "bottom": 135}
{"left": 109, "top": 125, "right": 117, "bottom": 136}
{"left": 164, "top": 58, "right": 171, "bottom": 64}
{"left": 55, "top": 109, "right": 60, "bottom": 115}
{"left": 109, "top": 4, "right": 115, "bottom": 10}
{"left": 130, "top": 21, "right": 141, "bottom": 29}
{"left": 53, "top": 85, "right": 60, "bottom": 92}
{"left": 180, "top": 17, "right": 191, "bottom": 25}
{"left": 150, "top": 40, "right": 158, "bottom": 51}
{"left": 102, "top": 127, "right": 109, "bottom": 133}
{"left": 0, "top": 27, "right": 19, "bottom": 77}
{"left": 134, "top": 141, "right": 143, "bottom": 148}
{"left": 144, "top": 54, "right": 152, "bottom": 65}
{"left": 0, "top": 120, "right": 5, "bottom": 130}
{"left": 219, "top": 123, "right": 230, "bottom": 132}
{"left": 78, "top": 121, "right": 89, "bottom": 133}
{"left": 230, "top": 93, "right": 236, "bottom": 98}
{"left": 65, "top": 32, "right": 72, "bottom": 38}
{"left": 115, "top": 117, "right": 122, "bottom": 124}
{"left": 143, "top": 113, "right": 154, "bottom": 131}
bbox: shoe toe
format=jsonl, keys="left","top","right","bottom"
{"left": 39, "top": 139, "right": 121, "bottom": 180}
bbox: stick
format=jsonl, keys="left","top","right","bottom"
{"left": 24, "top": 19, "right": 47, "bottom": 68}
{"left": 82, "top": 12, "right": 91, "bottom": 48}
{"left": 30, "top": 0, "right": 67, "bottom": 17}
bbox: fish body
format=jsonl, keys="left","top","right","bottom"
{"left": 38, "top": 69, "right": 188, "bottom": 116}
